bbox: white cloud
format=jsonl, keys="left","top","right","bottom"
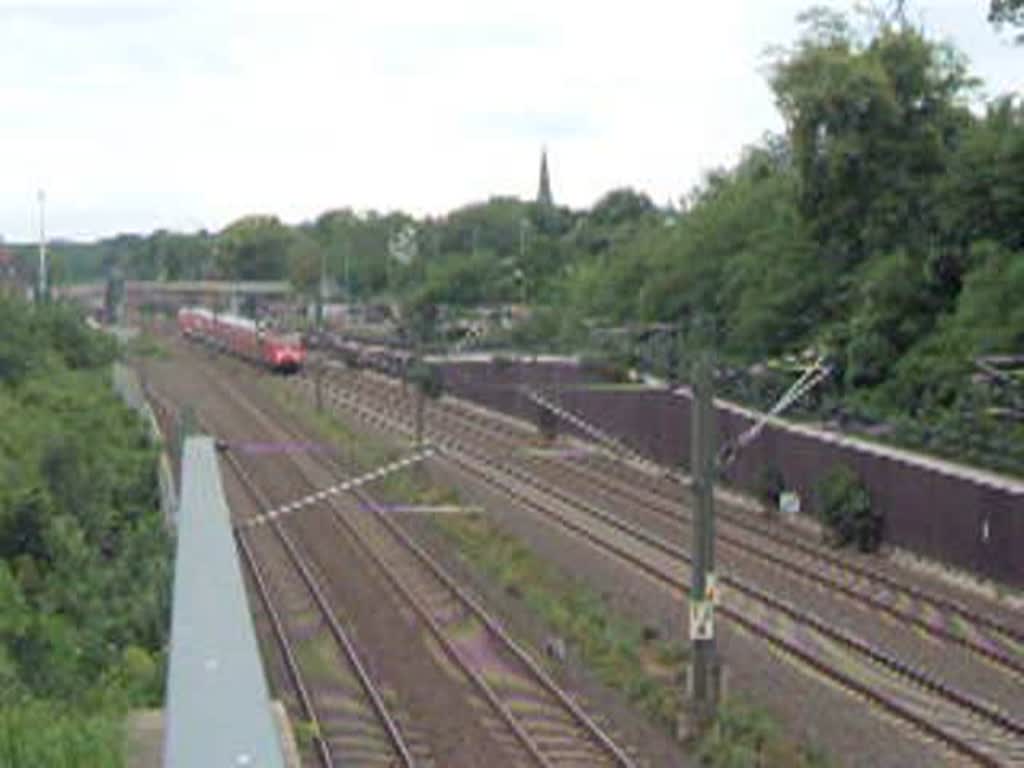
{"left": 0, "top": 0, "right": 1018, "bottom": 241}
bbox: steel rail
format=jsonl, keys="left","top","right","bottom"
{"left": 217, "top": 366, "right": 635, "bottom": 768}
{"left": 322, "top": 366, "right": 1024, "bottom": 653}
{"left": 334, "top": 480, "right": 635, "bottom": 768}
{"left": 447, "top": 377, "right": 1024, "bottom": 647}
{"left": 223, "top": 449, "right": 418, "bottom": 768}
{"left": 310, "top": 374, "right": 1024, "bottom": 766}
{"left": 234, "top": 529, "right": 334, "bottom": 768}
{"left": 377, "top": 382, "right": 1024, "bottom": 679}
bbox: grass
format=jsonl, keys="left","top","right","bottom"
{"left": 699, "top": 700, "right": 832, "bottom": 768}
{"left": 295, "top": 636, "right": 339, "bottom": 684}
{"left": 572, "top": 382, "right": 654, "bottom": 392}
{"left": 0, "top": 702, "right": 124, "bottom": 768}
{"left": 263, "top": 378, "right": 442, "bottom": 508}
{"left": 432, "top": 511, "right": 687, "bottom": 726}
{"left": 264, "top": 380, "right": 402, "bottom": 473}
{"left": 123, "top": 332, "right": 168, "bottom": 360}
{"left": 291, "top": 718, "right": 322, "bottom": 755}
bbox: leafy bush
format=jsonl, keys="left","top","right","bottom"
{"left": 0, "top": 702, "right": 124, "bottom": 768}
{"left": 815, "top": 465, "right": 882, "bottom": 552}
{"left": 700, "top": 700, "right": 831, "bottom": 768}
{"left": 409, "top": 361, "right": 444, "bottom": 399}
{"left": 0, "top": 297, "right": 171, "bottom": 763}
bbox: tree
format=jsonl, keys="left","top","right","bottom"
{"left": 314, "top": 208, "right": 414, "bottom": 297}
{"left": 0, "top": 297, "right": 170, "bottom": 712}
{"left": 990, "top": 0, "right": 1024, "bottom": 41}
{"left": 770, "top": 10, "right": 973, "bottom": 267}
{"left": 217, "top": 215, "right": 294, "bottom": 280}
{"left": 287, "top": 232, "right": 326, "bottom": 298}
{"left": 941, "top": 98, "right": 1024, "bottom": 255}
{"left": 816, "top": 465, "right": 883, "bottom": 552}
{"left": 589, "top": 188, "right": 656, "bottom": 228}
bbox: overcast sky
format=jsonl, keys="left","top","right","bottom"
{"left": 1, "top": 0, "right": 1018, "bottom": 242}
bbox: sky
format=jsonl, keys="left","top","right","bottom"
{"left": 0, "top": 0, "right": 1019, "bottom": 242}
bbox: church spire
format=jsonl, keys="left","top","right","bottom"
{"left": 537, "top": 147, "right": 553, "bottom": 207}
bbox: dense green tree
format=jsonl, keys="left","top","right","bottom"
{"left": 941, "top": 98, "right": 1024, "bottom": 254}
{"left": 990, "top": 0, "right": 1024, "bottom": 40}
{"left": 217, "top": 215, "right": 294, "bottom": 280}
{"left": 314, "top": 208, "right": 415, "bottom": 297}
{"left": 437, "top": 197, "right": 532, "bottom": 258}
{"left": 0, "top": 297, "right": 170, "bottom": 730}
{"left": 770, "top": 9, "right": 973, "bottom": 266}
{"left": 287, "top": 231, "right": 325, "bottom": 297}
{"left": 588, "top": 188, "right": 657, "bottom": 229}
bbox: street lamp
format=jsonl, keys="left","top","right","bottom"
{"left": 514, "top": 268, "right": 526, "bottom": 306}
{"left": 37, "top": 189, "right": 47, "bottom": 303}
{"left": 518, "top": 218, "right": 530, "bottom": 306}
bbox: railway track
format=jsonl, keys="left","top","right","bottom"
{"left": 225, "top": 438, "right": 417, "bottom": 766}
{"left": 319, "top": 366, "right": 1024, "bottom": 679}
{"left": 296, "top": 366, "right": 1024, "bottom": 766}
{"left": 179, "top": 346, "right": 638, "bottom": 768}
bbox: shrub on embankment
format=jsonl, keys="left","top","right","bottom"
{"left": 816, "top": 465, "right": 883, "bottom": 553}
{"left": 0, "top": 297, "right": 172, "bottom": 765}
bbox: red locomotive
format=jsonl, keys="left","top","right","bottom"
{"left": 177, "top": 307, "right": 306, "bottom": 373}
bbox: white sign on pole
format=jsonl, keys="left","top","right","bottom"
{"left": 689, "top": 600, "right": 715, "bottom": 641}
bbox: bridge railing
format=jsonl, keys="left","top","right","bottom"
{"left": 163, "top": 436, "right": 285, "bottom": 767}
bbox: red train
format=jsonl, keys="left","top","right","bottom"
{"left": 177, "top": 307, "right": 306, "bottom": 373}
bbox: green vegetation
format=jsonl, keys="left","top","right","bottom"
{"left": 0, "top": 297, "right": 171, "bottom": 765}
{"left": 990, "top": 0, "right": 1024, "bottom": 41}
{"left": 265, "top": 381, "right": 402, "bottom": 471}
{"left": 291, "top": 718, "right": 322, "bottom": 755}
{"left": 123, "top": 332, "right": 169, "bottom": 359}
{"left": 408, "top": 360, "right": 444, "bottom": 400}
{"left": 699, "top": 700, "right": 831, "bottom": 768}
{"left": 435, "top": 512, "right": 686, "bottom": 725}
{"left": 815, "top": 465, "right": 882, "bottom": 553}
{"left": 0, "top": 703, "right": 125, "bottom": 768}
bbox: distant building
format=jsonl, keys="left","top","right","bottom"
{"left": 537, "top": 148, "right": 554, "bottom": 207}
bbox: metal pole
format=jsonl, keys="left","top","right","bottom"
{"left": 315, "top": 359, "right": 324, "bottom": 413}
{"left": 386, "top": 230, "right": 393, "bottom": 295}
{"left": 415, "top": 380, "right": 425, "bottom": 447}
{"left": 344, "top": 238, "right": 351, "bottom": 305}
{"left": 37, "top": 189, "right": 47, "bottom": 302}
{"left": 317, "top": 246, "right": 326, "bottom": 332}
{"left": 686, "top": 346, "right": 718, "bottom": 732}
{"left": 415, "top": 333, "right": 425, "bottom": 448}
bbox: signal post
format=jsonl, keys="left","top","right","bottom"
{"left": 680, "top": 347, "right": 724, "bottom": 740}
